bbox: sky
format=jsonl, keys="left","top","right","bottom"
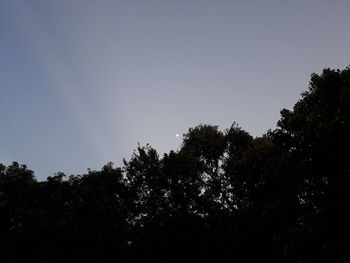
{"left": 1, "top": 0, "right": 350, "bottom": 180}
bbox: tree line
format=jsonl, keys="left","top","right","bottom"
{"left": 1, "top": 67, "right": 350, "bottom": 262}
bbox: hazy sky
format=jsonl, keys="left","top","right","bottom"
{"left": 1, "top": 0, "right": 350, "bottom": 180}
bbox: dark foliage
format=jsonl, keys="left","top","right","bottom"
{"left": 1, "top": 66, "right": 350, "bottom": 262}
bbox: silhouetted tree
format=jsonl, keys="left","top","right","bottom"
{"left": 268, "top": 67, "right": 350, "bottom": 261}
{"left": 1, "top": 66, "right": 349, "bottom": 262}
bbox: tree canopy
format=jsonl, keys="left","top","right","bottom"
{"left": 1, "top": 66, "right": 350, "bottom": 262}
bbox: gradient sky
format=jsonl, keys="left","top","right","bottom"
{"left": 1, "top": 0, "right": 350, "bottom": 180}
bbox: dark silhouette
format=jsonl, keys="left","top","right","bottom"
{"left": 1, "top": 66, "right": 349, "bottom": 262}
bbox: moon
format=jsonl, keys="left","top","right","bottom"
{"left": 175, "top": 134, "right": 180, "bottom": 137}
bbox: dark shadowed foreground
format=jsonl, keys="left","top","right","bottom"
{"left": 1, "top": 67, "right": 350, "bottom": 262}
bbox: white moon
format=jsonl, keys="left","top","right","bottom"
{"left": 175, "top": 134, "right": 179, "bottom": 137}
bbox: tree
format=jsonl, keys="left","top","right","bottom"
{"left": 269, "top": 67, "right": 350, "bottom": 261}
{"left": 1, "top": 65, "right": 350, "bottom": 262}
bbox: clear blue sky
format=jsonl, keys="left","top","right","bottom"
{"left": 1, "top": 0, "right": 350, "bottom": 180}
